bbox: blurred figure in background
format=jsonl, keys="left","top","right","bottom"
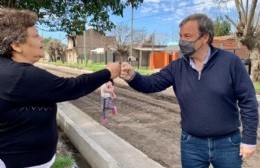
{"left": 100, "top": 80, "right": 117, "bottom": 125}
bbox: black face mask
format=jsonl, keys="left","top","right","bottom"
{"left": 179, "top": 34, "right": 203, "bottom": 57}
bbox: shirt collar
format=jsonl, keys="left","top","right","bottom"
{"left": 190, "top": 47, "right": 211, "bottom": 70}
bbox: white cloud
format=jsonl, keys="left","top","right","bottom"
{"left": 193, "top": 0, "right": 208, "bottom": 5}
{"left": 141, "top": 1, "right": 161, "bottom": 13}
{"left": 152, "top": 9, "right": 160, "bottom": 13}
{"left": 191, "top": 0, "right": 237, "bottom": 12}
{"left": 142, "top": 0, "right": 177, "bottom": 14}
{"left": 160, "top": 3, "right": 175, "bottom": 12}
{"left": 178, "top": 2, "right": 189, "bottom": 7}
{"left": 144, "top": 0, "right": 163, "bottom": 3}
{"left": 141, "top": 6, "right": 154, "bottom": 13}
{"left": 192, "top": 0, "right": 215, "bottom": 10}
{"left": 225, "top": 0, "right": 235, "bottom": 9}
{"left": 162, "top": 17, "right": 174, "bottom": 21}
{"left": 124, "top": 0, "right": 245, "bottom": 43}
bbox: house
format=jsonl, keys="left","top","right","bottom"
{"left": 67, "top": 35, "right": 78, "bottom": 63}
{"left": 212, "top": 35, "right": 249, "bottom": 59}
{"left": 212, "top": 35, "right": 251, "bottom": 73}
{"left": 72, "top": 31, "right": 249, "bottom": 70}
{"left": 131, "top": 44, "right": 180, "bottom": 69}
{"left": 75, "top": 29, "right": 116, "bottom": 62}
{"left": 131, "top": 35, "right": 249, "bottom": 70}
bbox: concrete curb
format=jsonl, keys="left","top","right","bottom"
{"left": 57, "top": 102, "right": 164, "bottom": 168}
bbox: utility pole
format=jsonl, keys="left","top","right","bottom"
{"left": 83, "top": 30, "right": 87, "bottom": 65}
{"left": 130, "top": 6, "right": 134, "bottom": 58}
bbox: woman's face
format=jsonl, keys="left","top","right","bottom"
{"left": 12, "top": 26, "right": 44, "bottom": 64}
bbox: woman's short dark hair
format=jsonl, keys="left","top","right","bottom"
{"left": 179, "top": 13, "right": 214, "bottom": 44}
{"left": 0, "top": 8, "right": 38, "bottom": 58}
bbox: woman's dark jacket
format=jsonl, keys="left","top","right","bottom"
{"left": 0, "top": 57, "right": 110, "bottom": 167}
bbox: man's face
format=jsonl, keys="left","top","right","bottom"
{"left": 179, "top": 21, "right": 202, "bottom": 48}
{"left": 179, "top": 20, "right": 209, "bottom": 51}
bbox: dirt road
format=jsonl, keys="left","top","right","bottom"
{"left": 38, "top": 63, "right": 260, "bottom": 168}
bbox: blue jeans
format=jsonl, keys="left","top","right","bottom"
{"left": 181, "top": 131, "right": 242, "bottom": 168}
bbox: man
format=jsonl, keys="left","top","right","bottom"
{"left": 120, "top": 14, "right": 258, "bottom": 168}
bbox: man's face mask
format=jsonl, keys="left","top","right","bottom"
{"left": 179, "top": 34, "right": 203, "bottom": 57}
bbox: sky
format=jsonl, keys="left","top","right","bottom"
{"left": 39, "top": 0, "right": 258, "bottom": 45}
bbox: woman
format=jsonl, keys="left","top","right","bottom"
{"left": 0, "top": 8, "right": 120, "bottom": 167}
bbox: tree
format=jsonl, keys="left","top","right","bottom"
{"left": 142, "top": 33, "right": 167, "bottom": 46}
{"left": 0, "top": 0, "right": 143, "bottom": 35}
{"left": 154, "top": 33, "right": 168, "bottom": 45}
{"left": 125, "top": 0, "right": 144, "bottom": 57}
{"left": 112, "top": 24, "right": 145, "bottom": 61}
{"left": 217, "top": 0, "right": 260, "bottom": 82}
{"left": 43, "top": 37, "right": 55, "bottom": 49}
{"left": 214, "top": 16, "right": 231, "bottom": 36}
{"left": 46, "top": 40, "right": 67, "bottom": 63}
{"left": 112, "top": 23, "right": 167, "bottom": 63}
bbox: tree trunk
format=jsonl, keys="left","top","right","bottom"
{"left": 250, "top": 48, "right": 260, "bottom": 82}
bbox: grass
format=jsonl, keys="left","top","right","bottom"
{"left": 44, "top": 60, "right": 106, "bottom": 71}
{"left": 254, "top": 82, "right": 260, "bottom": 94}
{"left": 132, "top": 66, "right": 154, "bottom": 75}
{"left": 52, "top": 156, "right": 75, "bottom": 168}
{"left": 42, "top": 60, "right": 154, "bottom": 75}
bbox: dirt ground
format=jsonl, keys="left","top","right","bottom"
{"left": 39, "top": 63, "right": 260, "bottom": 168}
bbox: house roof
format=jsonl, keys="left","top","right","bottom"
{"left": 163, "top": 44, "right": 180, "bottom": 51}
{"left": 133, "top": 47, "right": 165, "bottom": 51}
{"left": 214, "top": 35, "right": 236, "bottom": 41}
{"left": 133, "top": 44, "right": 180, "bottom": 52}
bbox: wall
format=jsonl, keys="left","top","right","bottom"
{"left": 212, "top": 36, "right": 249, "bottom": 59}
{"left": 149, "top": 51, "right": 179, "bottom": 69}
{"left": 76, "top": 29, "right": 116, "bottom": 60}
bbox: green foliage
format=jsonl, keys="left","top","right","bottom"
{"left": 52, "top": 155, "right": 75, "bottom": 168}
{"left": 126, "top": 0, "right": 144, "bottom": 9}
{"left": 0, "top": 0, "right": 144, "bottom": 35}
{"left": 214, "top": 16, "right": 231, "bottom": 36}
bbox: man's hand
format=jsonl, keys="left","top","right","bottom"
{"left": 120, "top": 62, "right": 135, "bottom": 81}
{"left": 106, "top": 62, "right": 121, "bottom": 79}
{"left": 240, "top": 144, "right": 256, "bottom": 160}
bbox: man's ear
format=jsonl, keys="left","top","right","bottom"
{"left": 203, "top": 34, "right": 210, "bottom": 44}
{"left": 10, "top": 42, "right": 22, "bottom": 53}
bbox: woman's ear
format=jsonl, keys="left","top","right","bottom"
{"left": 10, "top": 42, "right": 22, "bottom": 53}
